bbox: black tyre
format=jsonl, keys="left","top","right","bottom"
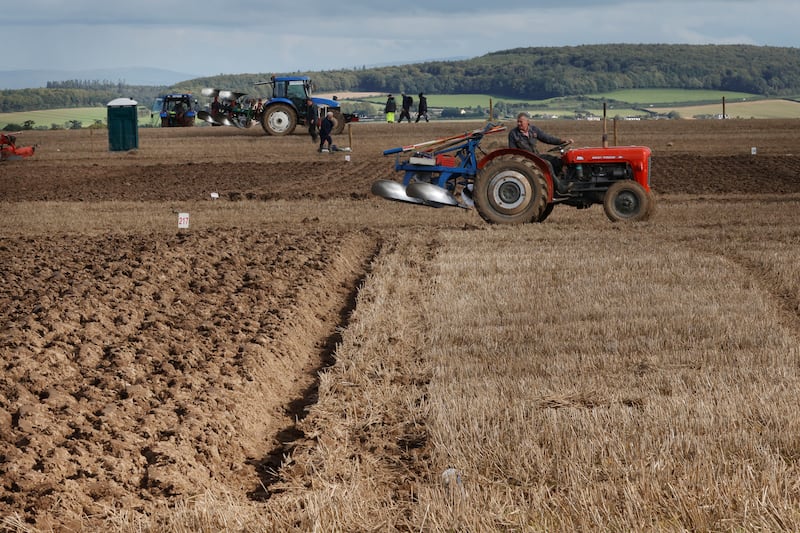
{"left": 261, "top": 103, "right": 297, "bottom": 136}
{"left": 538, "top": 203, "right": 555, "bottom": 223}
{"left": 644, "top": 190, "right": 657, "bottom": 220}
{"left": 603, "top": 181, "right": 651, "bottom": 222}
{"left": 331, "top": 110, "right": 345, "bottom": 135}
{"left": 474, "top": 154, "right": 548, "bottom": 224}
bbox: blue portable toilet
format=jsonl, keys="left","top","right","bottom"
{"left": 107, "top": 98, "right": 139, "bottom": 151}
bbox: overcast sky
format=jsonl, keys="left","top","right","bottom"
{"left": 3, "top": 0, "right": 798, "bottom": 78}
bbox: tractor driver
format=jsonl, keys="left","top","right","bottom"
{"left": 172, "top": 101, "right": 185, "bottom": 126}
{"left": 508, "top": 112, "right": 572, "bottom": 176}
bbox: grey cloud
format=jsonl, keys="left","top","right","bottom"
{"left": 1, "top": 0, "right": 797, "bottom": 75}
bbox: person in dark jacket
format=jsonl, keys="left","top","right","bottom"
{"left": 398, "top": 93, "right": 413, "bottom": 123}
{"left": 508, "top": 112, "right": 572, "bottom": 175}
{"left": 384, "top": 94, "right": 397, "bottom": 123}
{"left": 415, "top": 92, "right": 429, "bottom": 122}
{"left": 209, "top": 96, "right": 223, "bottom": 126}
{"left": 305, "top": 97, "right": 319, "bottom": 142}
{"left": 318, "top": 111, "right": 335, "bottom": 152}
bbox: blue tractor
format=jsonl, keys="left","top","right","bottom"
{"left": 151, "top": 93, "right": 197, "bottom": 127}
{"left": 257, "top": 75, "right": 355, "bottom": 136}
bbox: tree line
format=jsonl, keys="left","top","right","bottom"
{"left": 3, "top": 44, "right": 800, "bottom": 113}
{"left": 0, "top": 83, "right": 166, "bottom": 113}
{"left": 309, "top": 44, "right": 800, "bottom": 99}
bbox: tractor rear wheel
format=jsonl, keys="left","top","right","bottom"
{"left": 474, "top": 154, "right": 548, "bottom": 224}
{"left": 261, "top": 103, "right": 297, "bottom": 136}
{"left": 603, "top": 181, "right": 652, "bottom": 222}
{"left": 331, "top": 110, "right": 345, "bottom": 135}
{"left": 538, "top": 203, "right": 555, "bottom": 223}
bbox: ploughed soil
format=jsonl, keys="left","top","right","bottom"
{"left": 1, "top": 119, "right": 799, "bottom": 529}
{"left": 2, "top": 123, "right": 800, "bottom": 202}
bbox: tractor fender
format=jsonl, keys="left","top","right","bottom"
{"left": 261, "top": 97, "right": 340, "bottom": 113}
{"left": 478, "top": 148, "right": 556, "bottom": 202}
{"left": 261, "top": 99, "right": 299, "bottom": 123}
{"left": 263, "top": 98, "right": 295, "bottom": 110}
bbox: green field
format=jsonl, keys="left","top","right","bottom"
{"left": 353, "top": 89, "right": 797, "bottom": 120}
{"left": 587, "top": 88, "right": 758, "bottom": 104}
{"left": 0, "top": 106, "right": 156, "bottom": 130}
{"left": 650, "top": 99, "right": 800, "bottom": 119}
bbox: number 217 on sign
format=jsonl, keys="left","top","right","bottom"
{"left": 178, "top": 213, "right": 190, "bottom": 229}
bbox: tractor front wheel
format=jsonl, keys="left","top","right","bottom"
{"left": 331, "top": 110, "right": 346, "bottom": 135}
{"left": 603, "top": 181, "right": 652, "bottom": 222}
{"left": 645, "top": 190, "right": 657, "bottom": 219}
{"left": 474, "top": 154, "right": 548, "bottom": 224}
{"left": 261, "top": 103, "right": 297, "bottom": 136}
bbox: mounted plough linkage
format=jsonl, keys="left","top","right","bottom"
{"left": 372, "top": 123, "right": 506, "bottom": 208}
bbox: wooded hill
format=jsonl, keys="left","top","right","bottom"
{"left": 2, "top": 44, "right": 800, "bottom": 113}
{"left": 306, "top": 44, "right": 800, "bottom": 100}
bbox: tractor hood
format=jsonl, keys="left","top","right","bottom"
{"left": 564, "top": 146, "right": 651, "bottom": 166}
{"left": 312, "top": 97, "right": 340, "bottom": 109}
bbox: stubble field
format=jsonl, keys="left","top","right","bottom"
{"left": 2, "top": 119, "right": 800, "bottom": 531}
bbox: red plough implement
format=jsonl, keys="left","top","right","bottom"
{"left": 1, "top": 133, "right": 36, "bottom": 161}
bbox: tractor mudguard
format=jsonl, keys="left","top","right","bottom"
{"left": 265, "top": 97, "right": 296, "bottom": 109}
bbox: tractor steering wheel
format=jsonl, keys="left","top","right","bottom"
{"left": 547, "top": 141, "right": 573, "bottom": 154}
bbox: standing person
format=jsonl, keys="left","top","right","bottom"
{"left": 508, "top": 112, "right": 573, "bottom": 175}
{"left": 318, "top": 111, "right": 335, "bottom": 152}
{"left": 305, "top": 97, "right": 319, "bottom": 143}
{"left": 398, "top": 93, "right": 413, "bottom": 123}
{"left": 415, "top": 92, "right": 429, "bottom": 123}
{"left": 210, "top": 95, "right": 222, "bottom": 126}
{"left": 384, "top": 94, "right": 397, "bottom": 123}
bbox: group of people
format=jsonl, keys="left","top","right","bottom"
{"left": 384, "top": 92, "right": 428, "bottom": 123}
{"left": 304, "top": 92, "right": 571, "bottom": 169}
{"left": 303, "top": 91, "right": 432, "bottom": 153}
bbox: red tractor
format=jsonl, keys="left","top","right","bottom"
{"left": 372, "top": 124, "right": 655, "bottom": 223}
